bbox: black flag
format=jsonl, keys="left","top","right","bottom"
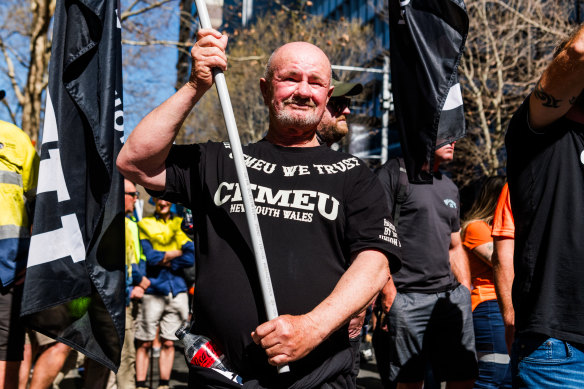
{"left": 21, "top": 0, "right": 125, "bottom": 371}
{"left": 389, "top": 0, "right": 469, "bottom": 183}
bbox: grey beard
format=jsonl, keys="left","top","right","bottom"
{"left": 275, "top": 108, "right": 321, "bottom": 129}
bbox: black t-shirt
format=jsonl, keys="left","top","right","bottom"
{"left": 376, "top": 159, "right": 460, "bottom": 293}
{"left": 506, "top": 98, "right": 584, "bottom": 344}
{"left": 150, "top": 140, "right": 401, "bottom": 387}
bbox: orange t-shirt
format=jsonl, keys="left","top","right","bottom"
{"left": 463, "top": 220, "right": 497, "bottom": 311}
{"left": 491, "top": 183, "right": 514, "bottom": 238}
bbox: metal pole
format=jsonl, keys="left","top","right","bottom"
{"left": 381, "top": 56, "right": 390, "bottom": 164}
{"left": 194, "top": 0, "right": 289, "bottom": 374}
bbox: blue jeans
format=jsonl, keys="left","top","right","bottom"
{"left": 511, "top": 334, "right": 584, "bottom": 388}
{"left": 472, "top": 300, "right": 512, "bottom": 389}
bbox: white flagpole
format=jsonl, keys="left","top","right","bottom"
{"left": 194, "top": 0, "right": 290, "bottom": 374}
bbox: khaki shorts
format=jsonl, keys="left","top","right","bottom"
{"left": 134, "top": 292, "right": 189, "bottom": 341}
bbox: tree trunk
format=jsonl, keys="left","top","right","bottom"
{"left": 21, "top": 0, "right": 55, "bottom": 143}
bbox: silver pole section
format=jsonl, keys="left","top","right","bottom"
{"left": 381, "top": 56, "right": 390, "bottom": 164}
{"left": 242, "top": 0, "right": 253, "bottom": 27}
{"left": 194, "top": 0, "right": 290, "bottom": 374}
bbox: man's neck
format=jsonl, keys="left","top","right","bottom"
{"left": 265, "top": 128, "right": 320, "bottom": 147}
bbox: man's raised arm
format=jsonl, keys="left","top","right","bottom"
{"left": 117, "top": 29, "right": 228, "bottom": 190}
{"left": 529, "top": 24, "right": 584, "bottom": 130}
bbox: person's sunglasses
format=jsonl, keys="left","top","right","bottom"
{"left": 328, "top": 97, "right": 351, "bottom": 115}
{"left": 125, "top": 191, "right": 140, "bottom": 198}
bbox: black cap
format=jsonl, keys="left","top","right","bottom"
{"left": 331, "top": 79, "right": 363, "bottom": 97}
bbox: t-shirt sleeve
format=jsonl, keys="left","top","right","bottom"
{"left": 463, "top": 221, "right": 492, "bottom": 250}
{"left": 491, "top": 183, "right": 515, "bottom": 238}
{"left": 344, "top": 165, "right": 402, "bottom": 273}
{"left": 145, "top": 143, "right": 202, "bottom": 208}
{"left": 374, "top": 158, "right": 400, "bottom": 210}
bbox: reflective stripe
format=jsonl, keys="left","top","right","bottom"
{"left": 477, "top": 352, "right": 510, "bottom": 364}
{"left": 0, "top": 170, "right": 23, "bottom": 187}
{"left": 0, "top": 225, "right": 30, "bottom": 240}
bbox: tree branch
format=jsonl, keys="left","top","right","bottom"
{"left": 122, "top": 39, "right": 191, "bottom": 47}
{"left": 1, "top": 99, "right": 17, "bottom": 125}
{"left": 0, "top": 39, "right": 25, "bottom": 105}
{"left": 120, "top": 0, "right": 175, "bottom": 21}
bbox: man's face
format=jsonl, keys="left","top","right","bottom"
{"left": 124, "top": 180, "right": 137, "bottom": 215}
{"left": 155, "top": 198, "right": 171, "bottom": 217}
{"left": 435, "top": 141, "right": 456, "bottom": 164}
{"left": 261, "top": 43, "right": 333, "bottom": 134}
{"left": 317, "top": 97, "right": 351, "bottom": 145}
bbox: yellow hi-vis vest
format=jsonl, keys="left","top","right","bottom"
{"left": 0, "top": 120, "right": 40, "bottom": 287}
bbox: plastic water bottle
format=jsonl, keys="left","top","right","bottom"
{"left": 175, "top": 326, "right": 243, "bottom": 385}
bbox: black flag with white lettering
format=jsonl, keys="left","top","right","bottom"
{"left": 21, "top": 0, "right": 125, "bottom": 371}
{"left": 389, "top": 0, "right": 468, "bottom": 183}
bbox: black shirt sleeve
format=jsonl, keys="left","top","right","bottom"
{"left": 145, "top": 143, "right": 203, "bottom": 208}
{"left": 374, "top": 158, "right": 401, "bottom": 211}
{"left": 344, "top": 164, "right": 402, "bottom": 273}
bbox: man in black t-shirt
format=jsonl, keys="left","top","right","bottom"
{"left": 505, "top": 24, "right": 584, "bottom": 387}
{"left": 117, "top": 28, "right": 401, "bottom": 389}
{"left": 375, "top": 143, "right": 477, "bottom": 388}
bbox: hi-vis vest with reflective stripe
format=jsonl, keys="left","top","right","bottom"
{"left": 0, "top": 120, "right": 40, "bottom": 287}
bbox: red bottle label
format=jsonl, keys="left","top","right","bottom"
{"left": 190, "top": 341, "right": 221, "bottom": 368}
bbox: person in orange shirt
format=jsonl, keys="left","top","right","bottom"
{"left": 461, "top": 177, "right": 511, "bottom": 389}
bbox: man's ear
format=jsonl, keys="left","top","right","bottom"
{"left": 326, "top": 85, "right": 335, "bottom": 105}
{"left": 259, "top": 78, "right": 270, "bottom": 106}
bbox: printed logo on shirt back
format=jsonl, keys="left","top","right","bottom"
{"left": 443, "top": 199, "right": 457, "bottom": 209}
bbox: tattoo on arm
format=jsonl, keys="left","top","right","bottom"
{"left": 569, "top": 96, "right": 577, "bottom": 105}
{"left": 534, "top": 81, "right": 562, "bottom": 108}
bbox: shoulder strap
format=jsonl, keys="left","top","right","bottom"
{"left": 392, "top": 157, "right": 408, "bottom": 227}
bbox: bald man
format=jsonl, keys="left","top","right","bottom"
{"left": 117, "top": 29, "right": 401, "bottom": 388}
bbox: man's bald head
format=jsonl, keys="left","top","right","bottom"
{"left": 264, "top": 42, "right": 332, "bottom": 84}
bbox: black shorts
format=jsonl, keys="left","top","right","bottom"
{"left": 388, "top": 284, "right": 478, "bottom": 383}
{"left": 0, "top": 284, "right": 25, "bottom": 361}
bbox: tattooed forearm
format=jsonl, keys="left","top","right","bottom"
{"left": 569, "top": 96, "right": 577, "bottom": 105}
{"left": 534, "top": 81, "right": 562, "bottom": 108}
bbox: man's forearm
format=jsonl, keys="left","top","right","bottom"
{"left": 492, "top": 237, "right": 515, "bottom": 325}
{"left": 117, "top": 29, "right": 228, "bottom": 190}
{"left": 449, "top": 232, "right": 471, "bottom": 289}
{"left": 251, "top": 250, "right": 391, "bottom": 365}
{"left": 308, "top": 250, "right": 390, "bottom": 342}
{"left": 529, "top": 24, "right": 584, "bottom": 129}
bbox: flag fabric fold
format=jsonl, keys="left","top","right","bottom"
{"left": 389, "top": 0, "right": 469, "bottom": 183}
{"left": 21, "top": 0, "right": 125, "bottom": 371}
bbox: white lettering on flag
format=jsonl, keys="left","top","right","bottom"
{"left": 37, "top": 149, "right": 70, "bottom": 202}
{"left": 443, "top": 83, "right": 463, "bottom": 111}
{"left": 27, "top": 214, "right": 85, "bottom": 267}
{"left": 28, "top": 89, "right": 86, "bottom": 267}
{"left": 41, "top": 89, "right": 59, "bottom": 143}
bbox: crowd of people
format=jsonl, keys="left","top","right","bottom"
{"left": 1, "top": 19, "right": 583, "bottom": 389}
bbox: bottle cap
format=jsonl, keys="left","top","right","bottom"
{"left": 175, "top": 325, "right": 188, "bottom": 340}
